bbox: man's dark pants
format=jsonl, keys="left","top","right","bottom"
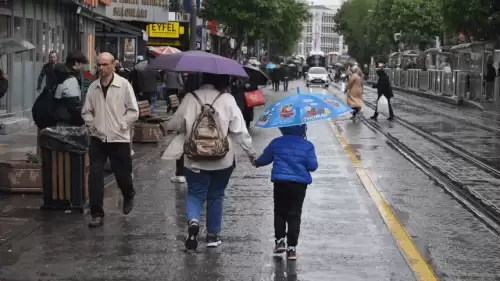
{"left": 88, "top": 137, "right": 135, "bottom": 217}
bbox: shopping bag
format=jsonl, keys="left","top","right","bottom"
{"left": 377, "top": 96, "right": 389, "bottom": 113}
{"left": 244, "top": 89, "right": 265, "bottom": 107}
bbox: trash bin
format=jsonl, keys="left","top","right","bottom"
{"left": 39, "top": 127, "right": 91, "bottom": 211}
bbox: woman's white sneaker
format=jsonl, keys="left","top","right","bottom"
{"left": 170, "top": 176, "right": 186, "bottom": 183}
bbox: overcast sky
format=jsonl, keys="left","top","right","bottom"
{"left": 311, "top": 0, "right": 343, "bottom": 6}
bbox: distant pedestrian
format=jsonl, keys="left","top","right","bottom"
{"left": 166, "top": 73, "right": 257, "bottom": 250}
{"left": 345, "top": 66, "right": 364, "bottom": 120}
{"left": 82, "top": 52, "right": 139, "bottom": 228}
{"left": 253, "top": 124, "right": 318, "bottom": 260}
{"left": 37, "top": 51, "right": 58, "bottom": 91}
{"left": 0, "top": 69, "right": 8, "bottom": 100}
{"left": 370, "top": 65, "right": 394, "bottom": 121}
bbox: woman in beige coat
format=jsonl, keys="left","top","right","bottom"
{"left": 346, "top": 66, "right": 364, "bottom": 119}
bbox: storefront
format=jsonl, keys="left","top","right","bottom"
{"left": 0, "top": 0, "right": 98, "bottom": 124}
{"left": 97, "top": 0, "right": 174, "bottom": 68}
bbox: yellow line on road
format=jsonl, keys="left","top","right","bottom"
{"left": 329, "top": 120, "right": 438, "bottom": 281}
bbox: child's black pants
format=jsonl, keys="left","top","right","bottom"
{"left": 273, "top": 181, "right": 307, "bottom": 246}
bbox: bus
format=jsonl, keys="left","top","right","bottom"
{"left": 306, "top": 51, "right": 326, "bottom": 68}
{"left": 326, "top": 52, "right": 341, "bottom": 67}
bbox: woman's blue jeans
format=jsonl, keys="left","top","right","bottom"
{"left": 185, "top": 164, "right": 235, "bottom": 234}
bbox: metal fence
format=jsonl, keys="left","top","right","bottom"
{"left": 369, "top": 68, "right": 473, "bottom": 100}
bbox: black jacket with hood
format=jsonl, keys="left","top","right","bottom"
{"left": 372, "top": 68, "right": 393, "bottom": 98}
{"left": 52, "top": 63, "right": 85, "bottom": 126}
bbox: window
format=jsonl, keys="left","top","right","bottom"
{"left": 36, "top": 20, "right": 42, "bottom": 62}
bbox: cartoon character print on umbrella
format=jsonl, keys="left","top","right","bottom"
{"left": 302, "top": 104, "right": 331, "bottom": 122}
{"left": 280, "top": 104, "right": 295, "bottom": 118}
{"left": 323, "top": 97, "right": 341, "bottom": 107}
{"left": 257, "top": 109, "right": 272, "bottom": 126}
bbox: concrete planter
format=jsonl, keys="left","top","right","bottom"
{"left": 0, "top": 161, "right": 43, "bottom": 193}
{"left": 133, "top": 123, "right": 162, "bottom": 143}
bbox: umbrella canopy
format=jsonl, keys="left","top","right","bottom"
{"left": 148, "top": 46, "right": 181, "bottom": 56}
{"left": 243, "top": 64, "right": 269, "bottom": 85}
{"left": 145, "top": 50, "right": 248, "bottom": 77}
{"left": 0, "top": 37, "right": 35, "bottom": 56}
{"left": 266, "top": 63, "right": 276, "bottom": 69}
{"left": 255, "top": 91, "right": 352, "bottom": 128}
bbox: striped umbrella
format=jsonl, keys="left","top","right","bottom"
{"left": 148, "top": 46, "right": 181, "bottom": 56}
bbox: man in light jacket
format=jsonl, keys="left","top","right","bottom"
{"left": 82, "top": 52, "right": 139, "bottom": 228}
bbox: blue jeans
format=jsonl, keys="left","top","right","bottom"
{"left": 185, "top": 164, "right": 235, "bottom": 234}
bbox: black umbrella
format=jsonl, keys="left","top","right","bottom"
{"left": 243, "top": 64, "right": 269, "bottom": 85}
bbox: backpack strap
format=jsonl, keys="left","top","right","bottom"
{"left": 190, "top": 91, "right": 225, "bottom": 107}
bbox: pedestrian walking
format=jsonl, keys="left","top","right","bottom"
{"left": 166, "top": 73, "right": 257, "bottom": 250}
{"left": 37, "top": 51, "right": 58, "bottom": 91}
{"left": 271, "top": 67, "right": 280, "bottom": 91}
{"left": 0, "top": 69, "right": 8, "bottom": 101}
{"left": 370, "top": 65, "right": 395, "bottom": 120}
{"left": 253, "top": 124, "right": 318, "bottom": 260}
{"left": 82, "top": 52, "right": 139, "bottom": 228}
{"left": 130, "top": 56, "right": 157, "bottom": 113}
{"left": 52, "top": 51, "right": 88, "bottom": 126}
{"left": 345, "top": 66, "right": 364, "bottom": 120}
{"left": 281, "top": 65, "right": 290, "bottom": 92}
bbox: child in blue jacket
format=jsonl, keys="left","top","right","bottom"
{"left": 253, "top": 124, "right": 318, "bottom": 260}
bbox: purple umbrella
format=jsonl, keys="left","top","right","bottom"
{"left": 145, "top": 50, "right": 248, "bottom": 77}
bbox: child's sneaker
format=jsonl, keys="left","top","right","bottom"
{"left": 206, "top": 233, "right": 222, "bottom": 248}
{"left": 185, "top": 220, "right": 199, "bottom": 250}
{"left": 286, "top": 246, "right": 297, "bottom": 260}
{"left": 274, "top": 238, "right": 286, "bottom": 254}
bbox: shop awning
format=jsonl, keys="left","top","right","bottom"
{"left": 75, "top": 3, "right": 143, "bottom": 36}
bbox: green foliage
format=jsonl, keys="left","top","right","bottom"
{"left": 200, "top": 0, "right": 309, "bottom": 57}
{"left": 26, "top": 152, "right": 41, "bottom": 164}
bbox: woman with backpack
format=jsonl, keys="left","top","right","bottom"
{"left": 166, "top": 73, "right": 258, "bottom": 250}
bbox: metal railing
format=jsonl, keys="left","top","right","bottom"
{"left": 369, "top": 68, "right": 476, "bottom": 100}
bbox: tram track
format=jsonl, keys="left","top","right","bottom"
{"left": 328, "top": 82, "right": 500, "bottom": 236}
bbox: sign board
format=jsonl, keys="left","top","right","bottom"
{"left": 106, "top": 0, "right": 169, "bottom": 22}
{"left": 146, "top": 22, "right": 185, "bottom": 38}
{"left": 146, "top": 21, "right": 190, "bottom": 50}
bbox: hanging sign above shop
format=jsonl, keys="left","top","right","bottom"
{"left": 106, "top": 0, "right": 169, "bottom": 22}
{"left": 146, "top": 22, "right": 185, "bottom": 38}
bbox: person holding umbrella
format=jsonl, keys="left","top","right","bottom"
{"left": 150, "top": 51, "right": 258, "bottom": 249}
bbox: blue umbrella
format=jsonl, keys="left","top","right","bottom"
{"left": 255, "top": 88, "right": 352, "bottom": 128}
{"left": 265, "top": 63, "right": 276, "bottom": 69}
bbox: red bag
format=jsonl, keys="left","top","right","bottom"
{"left": 244, "top": 89, "right": 265, "bottom": 107}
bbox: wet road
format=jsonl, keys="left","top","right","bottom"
{"left": 323, "top": 81, "right": 500, "bottom": 280}
{"left": 0, "top": 81, "right": 416, "bottom": 281}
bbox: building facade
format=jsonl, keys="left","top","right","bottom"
{"left": 297, "top": 5, "right": 344, "bottom": 57}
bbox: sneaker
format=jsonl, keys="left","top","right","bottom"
{"left": 370, "top": 116, "right": 378, "bottom": 120}
{"left": 274, "top": 238, "right": 286, "bottom": 254}
{"left": 122, "top": 196, "right": 135, "bottom": 215}
{"left": 206, "top": 233, "right": 222, "bottom": 248}
{"left": 171, "top": 176, "right": 186, "bottom": 183}
{"left": 185, "top": 220, "right": 199, "bottom": 250}
{"left": 286, "top": 246, "right": 297, "bottom": 260}
{"left": 387, "top": 116, "right": 395, "bottom": 121}
{"left": 88, "top": 216, "right": 104, "bottom": 228}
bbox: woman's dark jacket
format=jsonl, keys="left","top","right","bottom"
{"left": 372, "top": 69, "right": 393, "bottom": 98}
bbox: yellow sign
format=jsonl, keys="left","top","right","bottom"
{"left": 147, "top": 22, "right": 185, "bottom": 38}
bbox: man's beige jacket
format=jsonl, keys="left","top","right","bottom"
{"left": 82, "top": 74, "right": 139, "bottom": 143}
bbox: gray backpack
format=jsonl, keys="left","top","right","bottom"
{"left": 184, "top": 92, "right": 230, "bottom": 160}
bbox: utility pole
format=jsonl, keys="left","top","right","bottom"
{"left": 189, "top": 0, "right": 197, "bottom": 50}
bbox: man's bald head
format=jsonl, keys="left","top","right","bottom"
{"left": 97, "top": 52, "right": 116, "bottom": 78}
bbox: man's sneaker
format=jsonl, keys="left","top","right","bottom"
{"left": 171, "top": 176, "right": 186, "bottom": 183}
{"left": 274, "top": 238, "right": 286, "bottom": 254}
{"left": 185, "top": 220, "right": 199, "bottom": 250}
{"left": 286, "top": 246, "right": 297, "bottom": 260}
{"left": 88, "top": 216, "right": 104, "bottom": 228}
{"left": 206, "top": 233, "right": 222, "bottom": 248}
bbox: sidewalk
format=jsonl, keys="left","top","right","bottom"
{"left": 0, "top": 82, "right": 416, "bottom": 281}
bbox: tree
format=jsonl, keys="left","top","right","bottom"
{"left": 267, "top": 0, "right": 310, "bottom": 56}
{"left": 200, "top": 0, "right": 275, "bottom": 57}
{"left": 201, "top": 0, "right": 309, "bottom": 58}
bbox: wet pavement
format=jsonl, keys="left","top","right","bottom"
{"left": 0, "top": 81, "right": 416, "bottom": 281}
{"left": 324, "top": 82, "right": 500, "bottom": 280}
